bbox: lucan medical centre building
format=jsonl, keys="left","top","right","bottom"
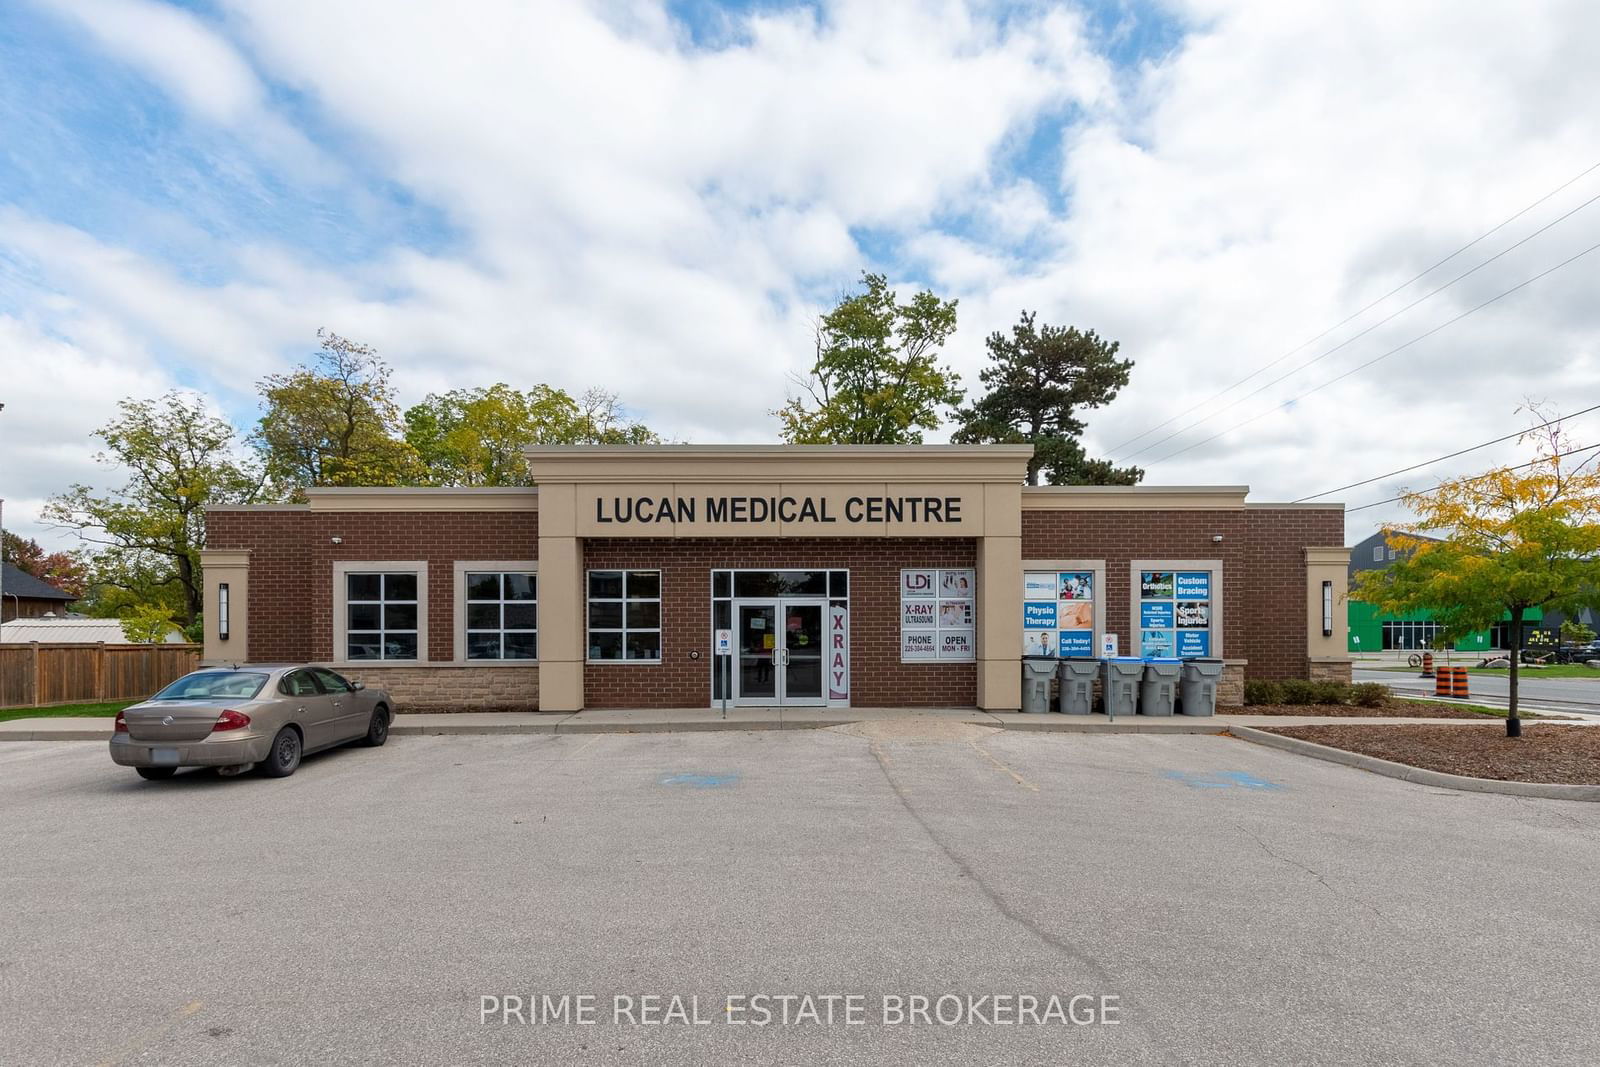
{"left": 201, "top": 445, "right": 1351, "bottom": 712}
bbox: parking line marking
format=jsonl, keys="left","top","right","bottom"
{"left": 94, "top": 999, "right": 204, "bottom": 1066}
{"left": 969, "top": 740, "right": 1039, "bottom": 792}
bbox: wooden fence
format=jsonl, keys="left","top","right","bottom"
{"left": 0, "top": 643, "right": 202, "bottom": 709}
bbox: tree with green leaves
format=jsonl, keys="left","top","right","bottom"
{"left": 1353, "top": 416, "right": 1600, "bottom": 736}
{"left": 952, "top": 311, "right": 1139, "bottom": 485}
{"left": 2, "top": 531, "right": 89, "bottom": 598}
{"left": 775, "top": 273, "right": 964, "bottom": 444}
{"left": 42, "top": 392, "right": 265, "bottom": 627}
{"left": 255, "top": 330, "right": 422, "bottom": 490}
{"left": 119, "top": 603, "right": 178, "bottom": 644}
{"left": 405, "top": 384, "right": 661, "bottom": 486}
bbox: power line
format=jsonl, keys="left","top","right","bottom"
{"left": 1119, "top": 187, "right": 1600, "bottom": 462}
{"left": 1107, "top": 160, "right": 1600, "bottom": 457}
{"left": 1147, "top": 239, "right": 1600, "bottom": 465}
{"left": 1292, "top": 403, "right": 1600, "bottom": 502}
{"left": 1347, "top": 442, "right": 1600, "bottom": 513}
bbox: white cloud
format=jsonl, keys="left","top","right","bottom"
{"left": 5, "top": 0, "right": 1600, "bottom": 555}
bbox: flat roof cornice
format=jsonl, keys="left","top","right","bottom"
{"left": 1022, "top": 485, "right": 1250, "bottom": 511}
{"left": 523, "top": 443, "right": 1035, "bottom": 485}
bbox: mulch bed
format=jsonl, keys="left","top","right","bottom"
{"left": 1228, "top": 701, "right": 1508, "bottom": 720}
{"left": 1259, "top": 724, "right": 1600, "bottom": 785}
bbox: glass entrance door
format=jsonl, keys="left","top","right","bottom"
{"left": 735, "top": 602, "right": 779, "bottom": 705}
{"left": 782, "top": 602, "right": 825, "bottom": 706}
{"left": 732, "top": 599, "right": 827, "bottom": 706}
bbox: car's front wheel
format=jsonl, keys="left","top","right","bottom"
{"left": 361, "top": 705, "right": 390, "bottom": 747}
{"left": 135, "top": 767, "right": 176, "bottom": 781}
{"left": 259, "top": 726, "right": 302, "bottom": 778}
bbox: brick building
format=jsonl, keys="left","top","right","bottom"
{"left": 201, "top": 445, "right": 1350, "bottom": 712}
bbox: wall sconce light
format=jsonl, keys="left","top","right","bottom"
{"left": 330, "top": 536, "right": 343, "bottom": 544}
{"left": 218, "top": 583, "right": 230, "bottom": 641}
{"left": 1211, "top": 534, "right": 1224, "bottom": 543}
{"left": 1322, "top": 580, "right": 1333, "bottom": 638}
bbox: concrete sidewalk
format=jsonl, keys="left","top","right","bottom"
{"left": 4, "top": 707, "right": 1585, "bottom": 741}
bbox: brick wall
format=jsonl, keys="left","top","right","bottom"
{"left": 582, "top": 537, "right": 977, "bottom": 709}
{"left": 1021, "top": 506, "right": 1344, "bottom": 682}
{"left": 206, "top": 509, "right": 539, "bottom": 665}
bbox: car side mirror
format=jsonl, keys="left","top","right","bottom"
{"left": 351, "top": 681, "right": 365, "bottom": 691}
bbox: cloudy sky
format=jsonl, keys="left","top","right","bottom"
{"left": 2, "top": 0, "right": 1597, "bottom": 552}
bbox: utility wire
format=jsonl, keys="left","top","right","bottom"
{"left": 1347, "top": 442, "right": 1600, "bottom": 513}
{"left": 1119, "top": 187, "right": 1600, "bottom": 462}
{"left": 1107, "top": 160, "right": 1600, "bottom": 457}
{"left": 1292, "top": 403, "right": 1600, "bottom": 501}
{"left": 1148, "top": 239, "right": 1600, "bottom": 465}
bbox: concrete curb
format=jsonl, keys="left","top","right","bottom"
{"left": 1228, "top": 724, "right": 1600, "bottom": 802}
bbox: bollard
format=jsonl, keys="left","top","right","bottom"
{"left": 1420, "top": 651, "right": 1434, "bottom": 678}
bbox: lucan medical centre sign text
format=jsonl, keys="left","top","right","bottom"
{"left": 593, "top": 494, "right": 966, "bottom": 526}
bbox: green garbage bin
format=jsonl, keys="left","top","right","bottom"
{"left": 1102, "top": 658, "right": 1143, "bottom": 717}
{"left": 1022, "top": 656, "right": 1056, "bottom": 714}
{"left": 1140, "top": 658, "right": 1182, "bottom": 716}
{"left": 1057, "top": 657, "right": 1098, "bottom": 715}
{"left": 1179, "top": 658, "right": 1225, "bottom": 716}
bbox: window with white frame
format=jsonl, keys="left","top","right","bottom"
{"left": 464, "top": 571, "right": 538, "bottom": 660}
{"left": 346, "top": 572, "right": 419, "bottom": 660}
{"left": 1373, "top": 545, "right": 1384, "bottom": 561}
{"left": 587, "top": 570, "right": 662, "bottom": 661}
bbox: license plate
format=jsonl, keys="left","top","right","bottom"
{"left": 150, "top": 748, "right": 180, "bottom": 766}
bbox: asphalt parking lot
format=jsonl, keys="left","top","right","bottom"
{"left": 4, "top": 724, "right": 1599, "bottom": 1066}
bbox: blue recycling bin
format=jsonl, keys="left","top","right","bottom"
{"left": 1140, "top": 658, "right": 1182, "bottom": 716}
{"left": 1102, "top": 658, "right": 1144, "bottom": 717}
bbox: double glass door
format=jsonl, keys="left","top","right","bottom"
{"left": 733, "top": 599, "right": 826, "bottom": 706}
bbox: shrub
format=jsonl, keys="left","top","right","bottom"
{"left": 1244, "top": 680, "right": 1283, "bottom": 705}
{"left": 1350, "top": 682, "right": 1391, "bottom": 707}
{"left": 1279, "top": 679, "right": 1319, "bottom": 705}
{"left": 1311, "top": 680, "right": 1350, "bottom": 705}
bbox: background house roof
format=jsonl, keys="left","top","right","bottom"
{"left": 0, "top": 617, "right": 186, "bottom": 644}
{"left": 1, "top": 562, "right": 76, "bottom": 601}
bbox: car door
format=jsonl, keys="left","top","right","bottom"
{"left": 312, "top": 668, "right": 368, "bottom": 741}
{"left": 279, "top": 669, "right": 336, "bottom": 750}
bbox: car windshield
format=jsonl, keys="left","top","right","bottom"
{"left": 150, "top": 671, "right": 269, "bottom": 701}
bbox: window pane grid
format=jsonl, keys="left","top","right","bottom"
{"left": 588, "top": 569, "right": 661, "bottom": 662}
{"left": 347, "top": 571, "right": 419, "bottom": 661}
{"left": 465, "top": 571, "right": 538, "bottom": 661}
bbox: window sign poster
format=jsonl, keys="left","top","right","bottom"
{"left": 1058, "top": 572, "right": 1094, "bottom": 601}
{"left": 1140, "top": 571, "right": 1175, "bottom": 599}
{"left": 939, "top": 600, "right": 974, "bottom": 628}
{"left": 1023, "top": 631, "right": 1057, "bottom": 657}
{"left": 1140, "top": 601, "right": 1174, "bottom": 628}
{"left": 1141, "top": 629, "right": 1175, "bottom": 657}
{"left": 1175, "top": 572, "right": 1210, "bottom": 600}
{"left": 1059, "top": 601, "right": 1093, "bottom": 629}
{"left": 1176, "top": 601, "right": 1210, "bottom": 628}
{"left": 938, "top": 630, "right": 973, "bottom": 660}
{"left": 1023, "top": 601, "right": 1058, "bottom": 629}
{"left": 1059, "top": 630, "right": 1094, "bottom": 656}
{"left": 1024, "top": 572, "right": 1057, "bottom": 599}
{"left": 828, "top": 604, "right": 849, "bottom": 701}
{"left": 940, "top": 569, "right": 975, "bottom": 598}
{"left": 1176, "top": 630, "right": 1210, "bottom": 657}
{"left": 903, "top": 568, "right": 975, "bottom": 662}
{"left": 1022, "top": 566, "right": 1099, "bottom": 659}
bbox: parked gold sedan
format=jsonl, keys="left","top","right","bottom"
{"left": 110, "top": 666, "right": 393, "bottom": 781}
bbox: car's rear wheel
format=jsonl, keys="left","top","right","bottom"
{"left": 135, "top": 767, "right": 176, "bottom": 781}
{"left": 259, "top": 726, "right": 302, "bottom": 778}
{"left": 361, "top": 705, "right": 390, "bottom": 747}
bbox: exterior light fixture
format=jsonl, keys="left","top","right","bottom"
{"left": 1211, "top": 534, "right": 1224, "bottom": 543}
{"left": 218, "top": 583, "right": 231, "bottom": 641}
{"left": 1321, "top": 580, "right": 1333, "bottom": 638}
{"left": 330, "top": 536, "right": 343, "bottom": 544}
